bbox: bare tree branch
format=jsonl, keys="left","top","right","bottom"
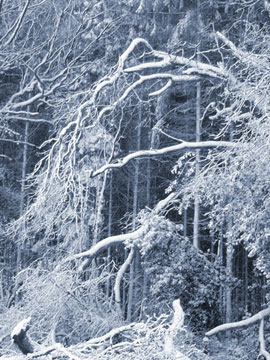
{"left": 1, "top": 0, "right": 31, "bottom": 47}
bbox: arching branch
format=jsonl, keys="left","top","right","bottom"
{"left": 59, "top": 191, "right": 178, "bottom": 272}
{"left": 91, "top": 140, "right": 237, "bottom": 178}
{"left": 205, "top": 308, "right": 270, "bottom": 337}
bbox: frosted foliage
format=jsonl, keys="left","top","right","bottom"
{"left": 0, "top": 264, "right": 120, "bottom": 347}
{"left": 127, "top": 210, "right": 180, "bottom": 256}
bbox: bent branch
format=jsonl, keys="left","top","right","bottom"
{"left": 91, "top": 141, "right": 236, "bottom": 178}
{"left": 60, "top": 191, "right": 178, "bottom": 271}
{"left": 205, "top": 308, "right": 270, "bottom": 337}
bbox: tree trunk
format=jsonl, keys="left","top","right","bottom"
{"left": 226, "top": 217, "right": 233, "bottom": 338}
{"left": 193, "top": 0, "right": 201, "bottom": 249}
{"left": 91, "top": 171, "right": 108, "bottom": 275}
{"left": 127, "top": 109, "right": 141, "bottom": 322}
{"left": 106, "top": 172, "right": 113, "bottom": 298}
{"left": 17, "top": 120, "right": 29, "bottom": 272}
{"left": 218, "top": 222, "right": 224, "bottom": 321}
{"left": 142, "top": 156, "right": 151, "bottom": 305}
{"left": 243, "top": 247, "right": 248, "bottom": 313}
{"left": 121, "top": 179, "right": 131, "bottom": 317}
{"left": 226, "top": 124, "right": 234, "bottom": 334}
{"left": 183, "top": 208, "right": 187, "bottom": 238}
{"left": 19, "top": 121, "right": 29, "bottom": 216}
{"left": 226, "top": 240, "right": 233, "bottom": 323}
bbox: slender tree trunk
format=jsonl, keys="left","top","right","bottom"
{"left": 218, "top": 223, "right": 224, "bottom": 321}
{"left": 127, "top": 110, "right": 141, "bottom": 322}
{"left": 193, "top": 0, "right": 201, "bottom": 249}
{"left": 115, "top": 247, "right": 134, "bottom": 317}
{"left": 226, "top": 218, "right": 233, "bottom": 338}
{"left": 226, "top": 123, "right": 234, "bottom": 333}
{"left": 91, "top": 171, "right": 108, "bottom": 275}
{"left": 243, "top": 247, "right": 248, "bottom": 313}
{"left": 226, "top": 241, "right": 233, "bottom": 324}
{"left": 121, "top": 179, "right": 131, "bottom": 317}
{"left": 193, "top": 86, "right": 201, "bottom": 248}
{"left": 142, "top": 157, "right": 151, "bottom": 304}
{"left": 19, "top": 121, "right": 29, "bottom": 216}
{"left": 142, "top": 115, "right": 157, "bottom": 307}
{"left": 106, "top": 172, "right": 113, "bottom": 298}
{"left": 183, "top": 208, "right": 187, "bottom": 238}
{"left": 17, "top": 120, "right": 29, "bottom": 272}
{"left": 210, "top": 226, "right": 214, "bottom": 262}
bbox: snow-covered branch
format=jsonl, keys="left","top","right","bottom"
{"left": 259, "top": 318, "right": 270, "bottom": 360}
{"left": 206, "top": 308, "right": 270, "bottom": 359}
{"left": 205, "top": 307, "right": 270, "bottom": 337}
{"left": 216, "top": 31, "right": 269, "bottom": 69}
{"left": 60, "top": 191, "right": 178, "bottom": 272}
{"left": 124, "top": 41, "right": 226, "bottom": 79}
{"left": 1, "top": 0, "right": 31, "bottom": 47}
{"left": 91, "top": 140, "right": 237, "bottom": 178}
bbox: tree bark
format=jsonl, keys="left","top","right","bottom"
{"left": 259, "top": 318, "right": 270, "bottom": 360}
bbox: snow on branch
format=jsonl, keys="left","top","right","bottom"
{"left": 92, "top": 73, "right": 198, "bottom": 126}
{"left": 259, "top": 318, "right": 270, "bottom": 360}
{"left": 46, "top": 36, "right": 231, "bottom": 152}
{"left": 60, "top": 191, "right": 179, "bottom": 271}
{"left": 1, "top": 0, "right": 31, "bottom": 47}
{"left": 124, "top": 42, "right": 226, "bottom": 79}
{"left": 216, "top": 31, "right": 269, "bottom": 68}
{"left": 205, "top": 307, "right": 270, "bottom": 337}
{"left": 91, "top": 140, "right": 237, "bottom": 178}
{"left": 83, "top": 322, "right": 136, "bottom": 347}
{"left": 206, "top": 308, "right": 270, "bottom": 359}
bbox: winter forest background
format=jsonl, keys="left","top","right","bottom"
{"left": 0, "top": 0, "right": 270, "bottom": 359}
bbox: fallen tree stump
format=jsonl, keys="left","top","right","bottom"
{"left": 164, "top": 299, "right": 190, "bottom": 360}
{"left": 11, "top": 317, "right": 34, "bottom": 355}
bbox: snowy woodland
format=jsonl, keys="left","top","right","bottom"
{"left": 0, "top": 0, "right": 270, "bottom": 359}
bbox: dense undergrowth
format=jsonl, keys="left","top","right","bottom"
{"left": 0, "top": 261, "right": 264, "bottom": 360}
